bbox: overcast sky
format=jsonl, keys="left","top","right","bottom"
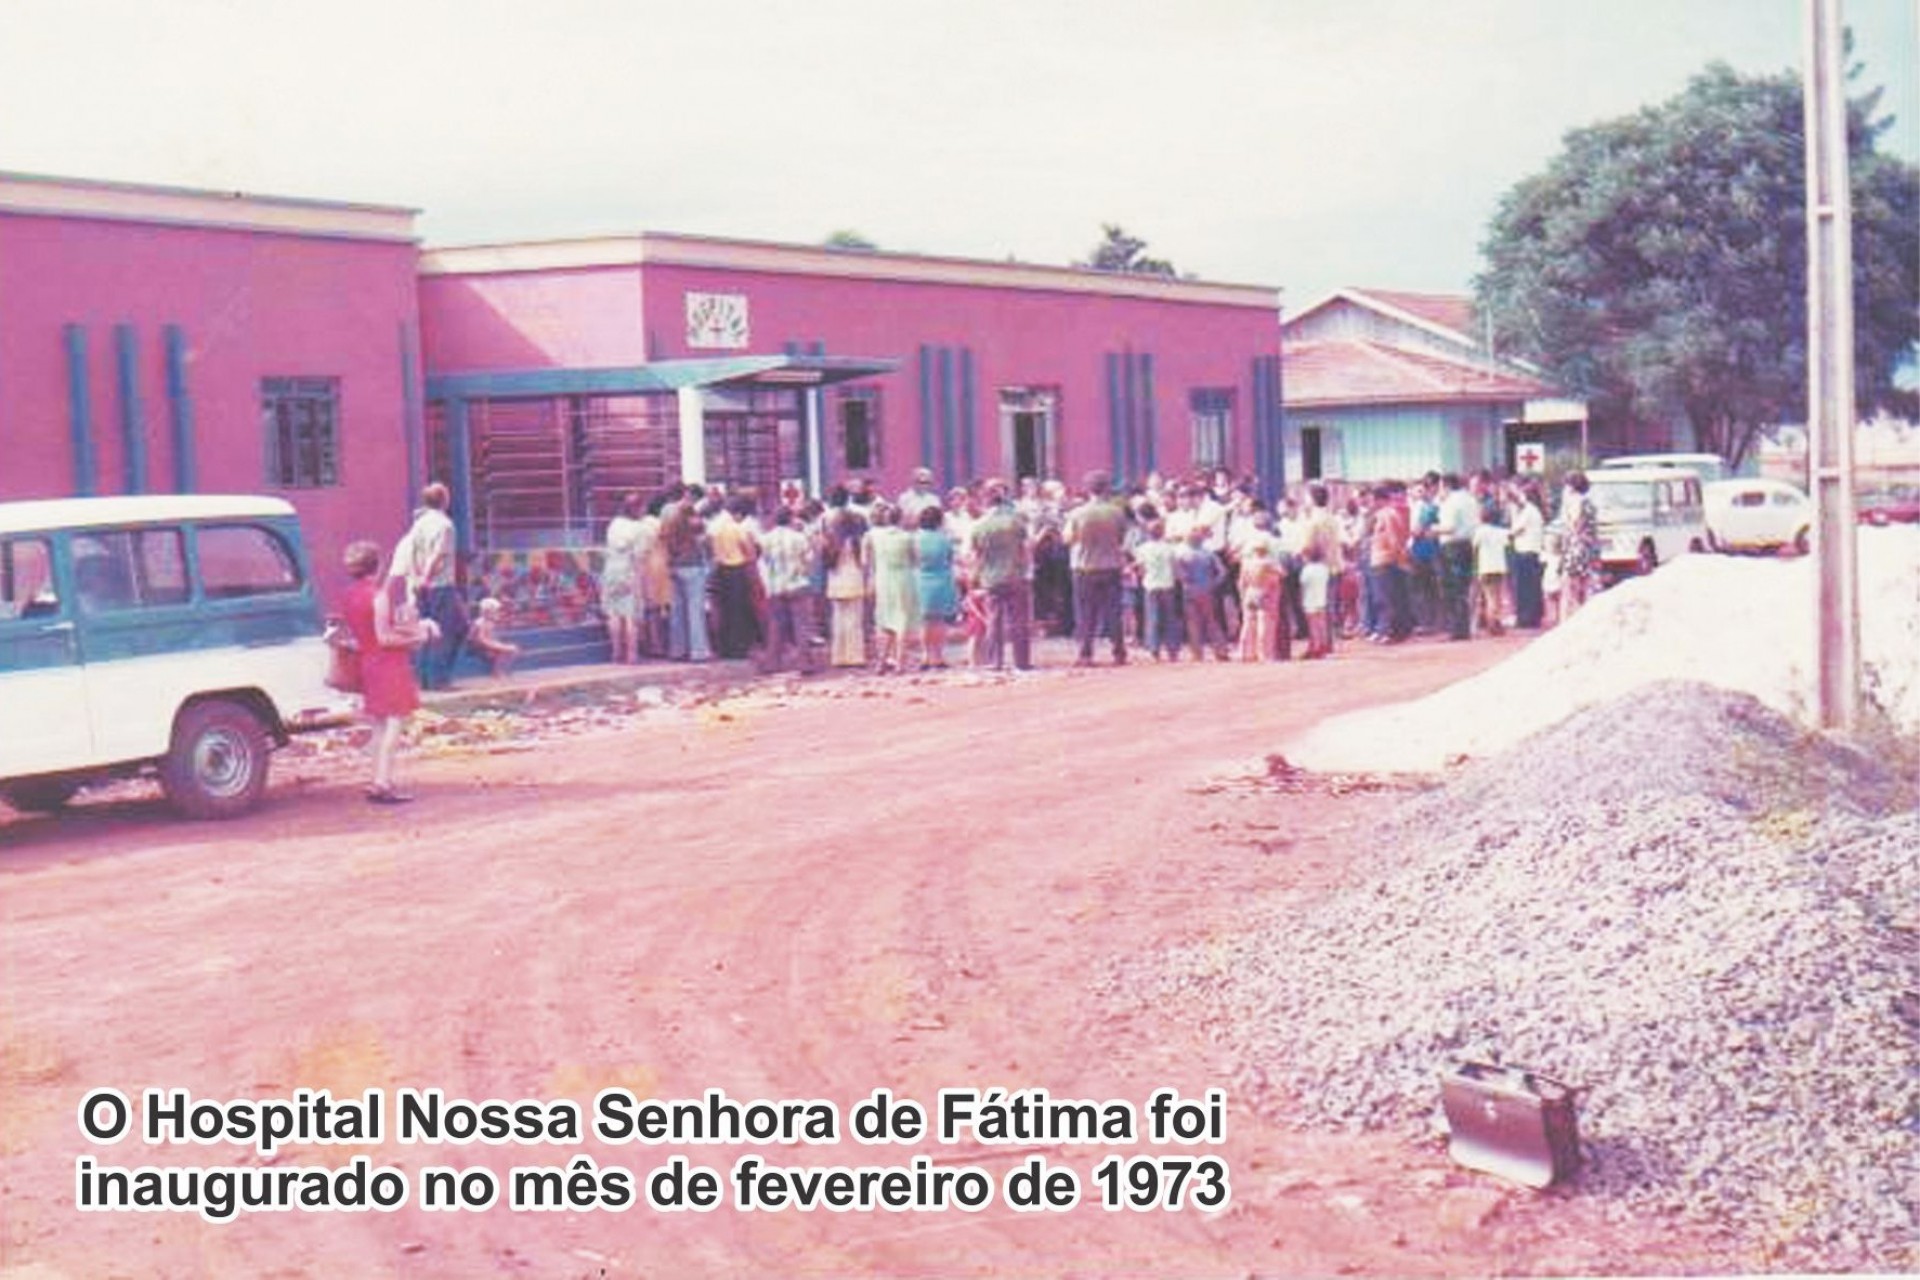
{"left": 3, "top": 0, "right": 1914, "bottom": 307}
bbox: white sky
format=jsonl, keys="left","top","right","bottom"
{"left": 3, "top": 0, "right": 1915, "bottom": 305}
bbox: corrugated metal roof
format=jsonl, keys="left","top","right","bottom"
{"left": 1352, "top": 289, "right": 1476, "bottom": 336}
{"left": 1283, "top": 340, "right": 1549, "bottom": 408}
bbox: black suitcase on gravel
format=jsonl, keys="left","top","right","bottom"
{"left": 1440, "top": 1060, "right": 1581, "bottom": 1188}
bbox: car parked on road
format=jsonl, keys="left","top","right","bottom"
{"left": 1858, "top": 484, "right": 1920, "bottom": 527}
{"left": 1704, "top": 478, "right": 1812, "bottom": 554}
{"left": 0, "top": 495, "right": 349, "bottom": 819}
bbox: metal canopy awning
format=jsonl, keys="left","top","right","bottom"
{"left": 425, "top": 354, "right": 899, "bottom": 401}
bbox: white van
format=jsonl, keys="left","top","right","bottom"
{"left": 1585, "top": 467, "right": 1708, "bottom": 577}
{"left": 0, "top": 495, "right": 349, "bottom": 819}
{"left": 1597, "top": 452, "right": 1730, "bottom": 485}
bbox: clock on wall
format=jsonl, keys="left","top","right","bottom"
{"left": 685, "top": 292, "right": 750, "bottom": 349}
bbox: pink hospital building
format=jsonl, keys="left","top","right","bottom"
{"left": 1, "top": 171, "right": 1283, "bottom": 622}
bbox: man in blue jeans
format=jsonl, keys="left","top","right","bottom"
{"left": 399, "top": 482, "right": 469, "bottom": 689}
{"left": 1065, "top": 470, "right": 1129, "bottom": 666}
{"left": 1407, "top": 472, "right": 1442, "bottom": 633}
{"left": 660, "top": 485, "right": 712, "bottom": 662}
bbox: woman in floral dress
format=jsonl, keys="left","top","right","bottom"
{"left": 1559, "top": 470, "right": 1601, "bottom": 620}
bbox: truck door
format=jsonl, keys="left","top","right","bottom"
{"left": 0, "top": 534, "right": 95, "bottom": 778}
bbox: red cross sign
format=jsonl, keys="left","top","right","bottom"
{"left": 1516, "top": 442, "right": 1546, "bottom": 474}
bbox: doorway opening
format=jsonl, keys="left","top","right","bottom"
{"left": 998, "top": 387, "right": 1058, "bottom": 481}
{"left": 1300, "top": 426, "right": 1324, "bottom": 481}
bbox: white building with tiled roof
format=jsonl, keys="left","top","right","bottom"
{"left": 1280, "top": 288, "right": 1587, "bottom": 483}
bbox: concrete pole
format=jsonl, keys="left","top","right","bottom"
{"left": 1804, "top": 0, "right": 1862, "bottom": 732}
{"left": 804, "top": 388, "right": 824, "bottom": 497}
{"left": 677, "top": 386, "right": 707, "bottom": 487}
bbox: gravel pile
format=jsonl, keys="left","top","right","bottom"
{"left": 1136, "top": 683, "right": 1919, "bottom": 1270}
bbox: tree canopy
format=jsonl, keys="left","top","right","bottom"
{"left": 822, "top": 230, "right": 878, "bottom": 251}
{"left": 1475, "top": 61, "right": 1920, "bottom": 467}
{"left": 1079, "top": 224, "right": 1177, "bottom": 277}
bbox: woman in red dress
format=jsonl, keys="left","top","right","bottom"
{"left": 341, "top": 541, "right": 433, "bottom": 803}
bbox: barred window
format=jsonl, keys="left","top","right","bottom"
{"left": 263, "top": 377, "right": 340, "bottom": 488}
{"left": 1190, "top": 388, "right": 1233, "bottom": 470}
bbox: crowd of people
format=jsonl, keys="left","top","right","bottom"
{"left": 337, "top": 467, "right": 1605, "bottom": 804}
{"left": 590, "top": 463, "right": 1607, "bottom": 675}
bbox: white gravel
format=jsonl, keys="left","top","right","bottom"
{"left": 1124, "top": 684, "right": 1918, "bottom": 1270}
{"left": 1285, "top": 527, "right": 1920, "bottom": 774}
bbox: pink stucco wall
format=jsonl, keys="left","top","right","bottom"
{"left": 419, "top": 255, "right": 1279, "bottom": 495}
{"left": 0, "top": 213, "right": 419, "bottom": 592}
{"left": 640, "top": 262, "right": 1276, "bottom": 491}
{"left": 418, "top": 268, "right": 646, "bottom": 372}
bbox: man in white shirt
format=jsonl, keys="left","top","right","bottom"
{"left": 1508, "top": 482, "right": 1548, "bottom": 629}
{"left": 1436, "top": 473, "right": 1480, "bottom": 640}
{"left": 897, "top": 467, "right": 942, "bottom": 525}
{"left": 401, "top": 483, "right": 468, "bottom": 688}
{"left": 757, "top": 507, "right": 817, "bottom": 673}
{"left": 1164, "top": 485, "right": 1200, "bottom": 543}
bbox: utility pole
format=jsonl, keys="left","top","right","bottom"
{"left": 1803, "top": 0, "right": 1862, "bottom": 733}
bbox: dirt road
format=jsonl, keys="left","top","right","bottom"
{"left": 1, "top": 639, "right": 1728, "bottom": 1277}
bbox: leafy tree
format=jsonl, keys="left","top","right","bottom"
{"left": 822, "top": 230, "right": 878, "bottom": 251}
{"left": 1475, "top": 62, "right": 1920, "bottom": 468}
{"left": 1080, "top": 224, "right": 1177, "bottom": 277}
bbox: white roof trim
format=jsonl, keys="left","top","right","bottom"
{"left": 1284, "top": 287, "right": 1481, "bottom": 350}
{"left": 1523, "top": 397, "right": 1588, "bottom": 423}
{"left": 420, "top": 232, "right": 1280, "bottom": 309}
{"left": 0, "top": 494, "right": 297, "bottom": 536}
{"left": 0, "top": 172, "right": 417, "bottom": 243}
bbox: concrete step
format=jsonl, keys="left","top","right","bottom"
{"left": 453, "top": 621, "right": 610, "bottom": 675}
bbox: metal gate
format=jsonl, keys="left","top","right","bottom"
{"left": 702, "top": 411, "right": 801, "bottom": 505}
{"left": 425, "top": 395, "right": 679, "bottom": 548}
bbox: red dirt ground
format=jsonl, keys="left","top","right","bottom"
{"left": 0, "top": 638, "right": 1741, "bottom": 1277}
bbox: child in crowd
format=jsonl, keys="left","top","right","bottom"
{"left": 1300, "top": 542, "right": 1332, "bottom": 658}
{"left": 1132, "top": 520, "right": 1182, "bottom": 661}
{"left": 1472, "top": 512, "right": 1511, "bottom": 636}
{"left": 1175, "top": 527, "right": 1229, "bottom": 660}
{"left": 959, "top": 576, "right": 990, "bottom": 669}
{"left": 1119, "top": 515, "right": 1145, "bottom": 648}
{"left": 467, "top": 597, "right": 520, "bottom": 675}
{"left": 1237, "top": 539, "right": 1282, "bottom": 663}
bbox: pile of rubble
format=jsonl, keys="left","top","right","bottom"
{"left": 1136, "top": 684, "right": 1918, "bottom": 1269}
